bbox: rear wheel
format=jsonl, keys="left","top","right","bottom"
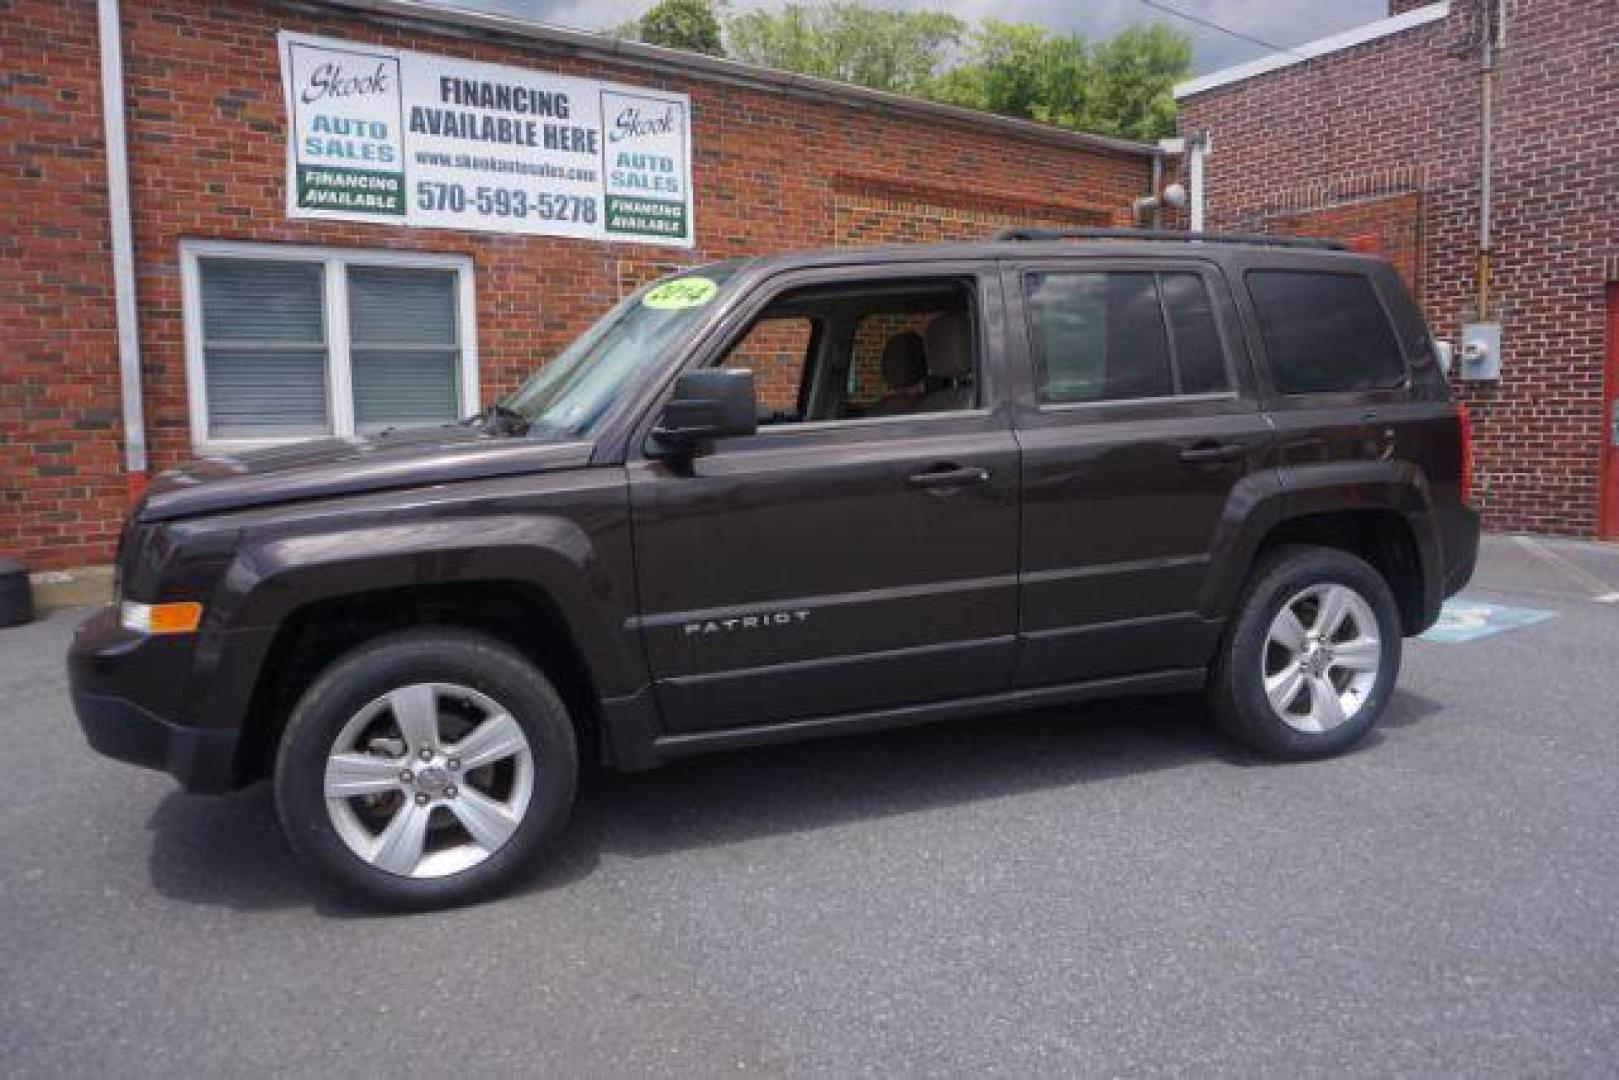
{"left": 1208, "top": 545, "right": 1402, "bottom": 759}
{"left": 274, "top": 628, "right": 577, "bottom": 910}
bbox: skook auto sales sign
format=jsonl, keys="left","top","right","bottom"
{"left": 278, "top": 31, "right": 695, "bottom": 246}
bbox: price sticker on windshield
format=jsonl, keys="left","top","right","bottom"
{"left": 643, "top": 276, "right": 718, "bottom": 310}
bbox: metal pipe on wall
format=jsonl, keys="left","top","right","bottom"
{"left": 1476, "top": 0, "right": 1505, "bottom": 320}
{"left": 97, "top": 0, "right": 148, "bottom": 489}
{"left": 1185, "top": 131, "right": 1209, "bottom": 233}
{"left": 1150, "top": 155, "right": 1163, "bottom": 229}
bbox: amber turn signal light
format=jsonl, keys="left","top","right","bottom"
{"left": 119, "top": 601, "right": 204, "bottom": 635}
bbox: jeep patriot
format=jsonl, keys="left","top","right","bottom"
{"left": 70, "top": 230, "right": 1480, "bottom": 908}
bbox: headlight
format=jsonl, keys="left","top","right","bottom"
{"left": 119, "top": 601, "right": 203, "bottom": 635}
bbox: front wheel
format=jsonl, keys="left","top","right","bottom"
{"left": 274, "top": 628, "right": 577, "bottom": 910}
{"left": 1208, "top": 545, "right": 1403, "bottom": 759}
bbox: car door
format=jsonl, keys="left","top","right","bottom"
{"left": 1001, "top": 256, "right": 1277, "bottom": 687}
{"left": 625, "top": 263, "right": 1020, "bottom": 733}
{"left": 1237, "top": 256, "right": 1435, "bottom": 482}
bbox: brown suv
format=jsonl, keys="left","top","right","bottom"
{"left": 69, "top": 230, "right": 1479, "bottom": 908}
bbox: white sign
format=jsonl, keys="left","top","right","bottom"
{"left": 278, "top": 31, "right": 694, "bottom": 246}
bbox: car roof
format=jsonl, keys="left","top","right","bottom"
{"left": 725, "top": 236, "right": 1379, "bottom": 278}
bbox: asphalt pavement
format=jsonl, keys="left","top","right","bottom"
{"left": 3, "top": 535, "right": 1618, "bottom": 1076}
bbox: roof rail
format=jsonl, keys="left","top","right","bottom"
{"left": 989, "top": 226, "right": 1346, "bottom": 251}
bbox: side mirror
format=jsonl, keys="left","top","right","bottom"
{"left": 648, "top": 369, "right": 758, "bottom": 456}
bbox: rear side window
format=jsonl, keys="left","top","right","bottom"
{"left": 1161, "top": 273, "right": 1227, "bottom": 394}
{"left": 1024, "top": 270, "right": 1229, "bottom": 404}
{"left": 1247, "top": 271, "right": 1407, "bottom": 394}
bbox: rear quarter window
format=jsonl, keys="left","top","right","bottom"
{"left": 1375, "top": 273, "right": 1434, "bottom": 360}
{"left": 1246, "top": 270, "right": 1407, "bottom": 394}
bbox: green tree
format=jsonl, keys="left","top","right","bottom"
{"left": 620, "top": 0, "right": 1191, "bottom": 142}
{"left": 930, "top": 20, "right": 1188, "bottom": 141}
{"left": 1082, "top": 24, "right": 1191, "bottom": 141}
{"left": 636, "top": 0, "right": 725, "bottom": 56}
{"left": 726, "top": 3, "right": 964, "bottom": 95}
{"left": 929, "top": 21, "right": 1091, "bottom": 129}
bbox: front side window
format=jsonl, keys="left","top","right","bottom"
{"left": 1024, "top": 270, "right": 1229, "bottom": 404}
{"left": 188, "top": 247, "right": 472, "bottom": 446}
{"left": 1246, "top": 270, "right": 1407, "bottom": 394}
{"left": 721, "top": 317, "right": 817, "bottom": 424}
{"left": 710, "top": 279, "right": 977, "bottom": 427}
{"left": 846, "top": 311, "right": 940, "bottom": 413}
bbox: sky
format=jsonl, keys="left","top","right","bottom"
{"left": 434, "top": 0, "right": 1391, "bottom": 75}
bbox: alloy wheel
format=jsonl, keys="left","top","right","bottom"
{"left": 323, "top": 682, "right": 535, "bottom": 878}
{"left": 1261, "top": 583, "right": 1382, "bottom": 734}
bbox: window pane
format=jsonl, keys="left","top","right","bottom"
{"left": 349, "top": 266, "right": 457, "bottom": 345}
{"left": 205, "top": 347, "right": 329, "bottom": 437}
{"left": 200, "top": 259, "right": 324, "bottom": 343}
{"left": 1247, "top": 271, "right": 1407, "bottom": 393}
{"left": 199, "top": 258, "right": 329, "bottom": 438}
{"left": 353, "top": 349, "right": 459, "bottom": 431}
{"left": 844, "top": 296, "right": 976, "bottom": 419}
{"left": 1161, "top": 272, "right": 1228, "bottom": 394}
{"left": 721, "top": 316, "right": 815, "bottom": 423}
{"left": 1026, "top": 272, "right": 1172, "bottom": 403}
{"left": 347, "top": 266, "right": 461, "bottom": 428}
{"left": 848, "top": 312, "right": 934, "bottom": 410}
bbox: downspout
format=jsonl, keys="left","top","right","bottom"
{"left": 1150, "top": 154, "right": 1164, "bottom": 230}
{"left": 97, "top": 0, "right": 148, "bottom": 492}
{"left": 1186, "top": 130, "right": 1209, "bottom": 233}
{"left": 1476, "top": 0, "right": 1504, "bottom": 320}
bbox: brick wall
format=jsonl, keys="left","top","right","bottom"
{"left": 1178, "top": 0, "right": 1619, "bottom": 536}
{"left": 1266, "top": 192, "right": 1424, "bottom": 299}
{"left": 1, "top": 0, "right": 1151, "bottom": 570}
{"left": 2, "top": 5, "right": 128, "bottom": 569}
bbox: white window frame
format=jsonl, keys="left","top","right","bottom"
{"left": 180, "top": 240, "right": 479, "bottom": 455}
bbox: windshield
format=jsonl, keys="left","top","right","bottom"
{"left": 502, "top": 263, "right": 741, "bottom": 436}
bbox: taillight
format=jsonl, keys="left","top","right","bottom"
{"left": 1455, "top": 402, "right": 1474, "bottom": 504}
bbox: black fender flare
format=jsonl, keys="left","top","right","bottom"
{"left": 189, "top": 513, "right": 646, "bottom": 733}
{"left": 1199, "top": 459, "right": 1441, "bottom": 624}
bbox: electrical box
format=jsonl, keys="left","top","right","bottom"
{"left": 1459, "top": 321, "right": 1502, "bottom": 382}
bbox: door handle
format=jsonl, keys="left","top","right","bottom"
{"left": 906, "top": 464, "right": 991, "bottom": 489}
{"left": 1178, "top": 442, "right": 1247, "bottom": 465}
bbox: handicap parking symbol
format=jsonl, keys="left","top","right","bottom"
{"left": 1420, "top": 598, "right": 1557, "bottom": 644}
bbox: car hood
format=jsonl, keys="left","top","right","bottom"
{"left": 138, "top": 425, "right": 595, "bottom": 522}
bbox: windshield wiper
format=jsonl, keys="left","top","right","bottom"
{"left": 466, "top": 402, "right": 530, "bottom": 436}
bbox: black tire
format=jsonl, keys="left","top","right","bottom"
{"left": 1207, "top": 545, "right": 1403, "bottom": 759}
{"left": 274, "top": 628, "right": 577, "bottom": 910}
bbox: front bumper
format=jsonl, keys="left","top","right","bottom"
{"left": 72, "top": 689, "right": 240, "bottom": 793}
{"left": 67, "top": 606, "right": 241, "bottom": 793}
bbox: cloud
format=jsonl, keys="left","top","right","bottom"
{"left": 433, "top": 0, "right": 1390, "bottom": 74}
